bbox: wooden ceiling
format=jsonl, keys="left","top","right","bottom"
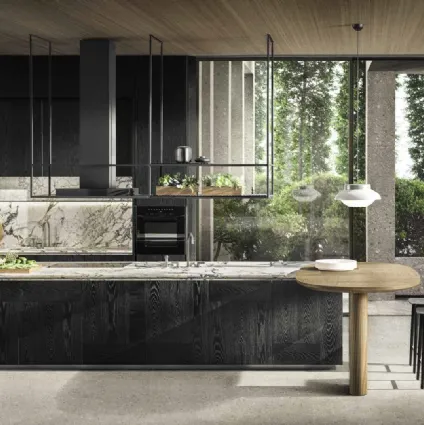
{"left": 0, "top": 0, "right": 422, "bottom": 56}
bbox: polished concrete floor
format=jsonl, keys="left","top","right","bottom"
{"left": 1, "top": 312, "right": 423, "bottom": 425}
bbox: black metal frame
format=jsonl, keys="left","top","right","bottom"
{"left": 266, "top": 34, "right": 274, "bottom": 198}
{"left": 148, "top": 35, "right": 164, "bottom": 197}
{"left": 348, "top": 59, "right": 355, "bottom": 259}
{"left": 29, "top": 34, "right": 53, "bottom": 198}
{"left": 29, "top": 33, "right": 276, "bottom": 200}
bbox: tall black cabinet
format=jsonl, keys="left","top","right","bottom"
{"left": 0, "top": 55, "right": 198, "bottom": 180}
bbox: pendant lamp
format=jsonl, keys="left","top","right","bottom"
{"left": 293, "top": 184, "right": 321, "bottom": 203}
{"left": 335, "top": 24, "right": 381, "bottom": 208}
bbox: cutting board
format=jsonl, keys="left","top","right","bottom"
{"left": 0, "top": 265, "right": 41, "bottom": 274}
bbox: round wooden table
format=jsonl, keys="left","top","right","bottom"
{"left": 296, "top": 262, "right": 420, "bottom": 396}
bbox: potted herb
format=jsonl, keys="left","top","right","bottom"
{"left": 202, "top": 173, "right": 242, "bottom": 196}
{"left": 0, "top": 253, "right": 39, "bottom": 273}
{"left": 156, "top": 172, "right": 242, "bottom": 196}
{"left": 156, "top": 173, "right": 199, "bottom": 196}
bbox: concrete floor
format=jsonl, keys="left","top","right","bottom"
{"left": 1, "top": 315, "right": 423, "bottom": 425}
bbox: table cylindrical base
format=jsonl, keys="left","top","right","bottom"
{"left": 349, "top": 292, "right": 368, "bottom": 396}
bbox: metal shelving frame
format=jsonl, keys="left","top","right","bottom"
{"left": 28, "top": 33, "right": 275, "bottom": 200}
{"left": 29, "top": 34, "right": 53, "bottom": 199}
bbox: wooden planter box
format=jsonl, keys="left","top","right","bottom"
{"left": 156, "top": 186, "right": 242, "bottom": 196}
{"left": 201, "top": 187, "right": 242, "bottom": 196}
{"left": 0, "top": 265, "right": 41, "bottom": 274}
{"left": 156, "top": 186, "right": 197, "bottom": 196}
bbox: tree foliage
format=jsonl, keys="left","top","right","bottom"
{"left": 405, "top": 74, "right": 424, "bottom": 180}
{"left": 214, "top": 174, "right": 349, "bottom": 261}
{"left": 396, "top": 178, "right": 424, "bottom": 256}
{"left": 333, "top": 60, "right": 366, "bottom": 180}
{"left": 213, "top": 60, "right": 370, "bottom": 262}
{"left": 274, "top": 61, "right": 334, "bottom": 186}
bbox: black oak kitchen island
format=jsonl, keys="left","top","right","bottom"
{"left": 0, "top": 262, "right": 342, "bottom": 367}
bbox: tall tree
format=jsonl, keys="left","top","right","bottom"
{"left": 405, "top": 74, "right": 424, "bottom": 180}
{"left": 334, "top": 60, "right": 366, "bottom": 180}
{"left": 273, "top": 60, "right": 334, "bottom": 185}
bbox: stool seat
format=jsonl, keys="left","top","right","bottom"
{"left": 409, "top": 298, "right": 424, "bottom": 305}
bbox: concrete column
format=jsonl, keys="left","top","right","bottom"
{"left": 366, "top": 64, "right": 396, "bottom": 299}
{"left": 213, "top": 61, "right": 232, "bottom": 167}
{"left": 230, "top": 61, "right": 245, "bottom": 185}
{"left": 244, "top": 64, "right": 255, "bottom": 194}
{"left": 197, "top": 61, "right": 214, "bottom": 261}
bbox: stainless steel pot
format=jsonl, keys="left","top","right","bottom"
{"left": 175, "top": 146, "right": 192, "bottom": 163}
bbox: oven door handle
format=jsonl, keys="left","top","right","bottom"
{"left": 140, "top": 233, "right": 185, "bottom": 239}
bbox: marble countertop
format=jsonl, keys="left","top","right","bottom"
{"left": 0, "top": 261, "right": 311, "bottom": 280}
{"left": 0, "top": 248, "right": 132, "bottom": 255}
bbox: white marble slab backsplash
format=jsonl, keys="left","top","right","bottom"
{"left": 0, "top": 177, "right": 133, "bottom": 251}
{"left": 0, "top": 176, "right": 132, "bottom": 195}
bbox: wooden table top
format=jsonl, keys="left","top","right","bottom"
{"left": 296, "top": 262, "right": 420, "bottom": 293}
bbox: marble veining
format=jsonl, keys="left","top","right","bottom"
{"left": 0, "top": 176, "right": 132, "bottom": 195}
{"left": 0, "top": 247, "right": 132, "bottom": 255}
{"left": 0, "top": 261, "right": 311, "bottom": 280}
{"left": 0, "top": 177, "right": 133, "bottom": 252}
{"left": 0, "top": 201, "right": 132, "bottom": 250}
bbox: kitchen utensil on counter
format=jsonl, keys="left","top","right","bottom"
{"left": 195, "top": 156, "right": 210, "bottom": 163}
{"left": 175, "top": 146, "right": 192, "bottom": 163}
{"left": 314, "top": 259, "right": 357, "bottom": 271}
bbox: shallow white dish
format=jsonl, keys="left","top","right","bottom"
{"left": 314, "top": 259, "right": 357, "bottom": 271}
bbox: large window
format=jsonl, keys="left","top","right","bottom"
{"left": 199, "top": 60, "right": 352, "bottom": 261}
{"left": 396, "top": 73, "right": 424, "bottom": 256}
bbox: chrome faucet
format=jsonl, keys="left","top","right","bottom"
{"left": 164, "top": 255, "right": 169, "bottom": 268}
{"left": 186, "top": 232, "right": 195, "bottom": 267}
{"left": 42, "top": 222, "right": 51, "bottom": 248}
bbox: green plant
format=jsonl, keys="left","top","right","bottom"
{"left": 181, "top": 175, "right": 198, "bottom": 193}
{"left": 202, "top": 173, "right": 240, "bottom": 189}
{"left": 395, "top": 178, "right": 424, "bottom": 256}
{"left": 158, "top": 174, "right": 182, "bottom": 187}
{"left": 0, "top": 255, "right": 37, "bottom": 269}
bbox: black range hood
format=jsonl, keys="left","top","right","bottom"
{"left": 56, "top": 39, "right": 133, "bottom": 197}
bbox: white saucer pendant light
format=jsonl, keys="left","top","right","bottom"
{"left": 335, "top": 183, "right": 380, "bottom": 207}
{"left": 335, "top": 24, "right": 381, "bottom": 208}
{"left": 292, "top": 185, "right": 321, "bottom": 203}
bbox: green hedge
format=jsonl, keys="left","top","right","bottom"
{"left": 396, "top": 178, "right": 424, "bottom": 256}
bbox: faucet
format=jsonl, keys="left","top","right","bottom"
{"left": 42, "top": 222, "right": 51, "bottom": 248}
{"left": 186, "top": 232, "right": 195, "bottom": 267}
{"left": 164, "top": 255, "right": 169, "bottom": 268}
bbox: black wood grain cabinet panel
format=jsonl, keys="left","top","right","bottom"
{"left": 83, "top": 280, "right": 132, "bottom": 364}
{"left": 0, "top": 302, "right": 19, "bottom": 364}
{"left": 271, "top": 280, "right": 342, "bottom": 365}
{"left": 206, "top": 280, "right": 272, "bottom": 364}
{"left": 0, "top": 279, "right": 342, "bottom": 366}
{"left": 0, "top": 280, "right": 84, "bottom": 365}
{"left": 145, "top": 280, "right": 207, "bottom": 364}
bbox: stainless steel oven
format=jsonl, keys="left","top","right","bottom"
{"left": 135, "top": 206, "right": 186, "bottom": 256}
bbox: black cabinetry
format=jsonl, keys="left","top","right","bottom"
{"left": 0, "top": 279, "right": 342, "bottom": 366}
{"left": 0, "top": 56, "right": 198, "bottom": 179}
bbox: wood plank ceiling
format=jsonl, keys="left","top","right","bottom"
{"left": 0, "top": 0, "right": 422, "bottom": 56}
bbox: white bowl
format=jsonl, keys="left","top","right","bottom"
{"left": 315, "top": 259, "right": 357, "bottom": 271}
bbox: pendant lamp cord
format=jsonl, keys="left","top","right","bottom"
{"left": 355, "top": 26, "right": 361, "bottom": 182}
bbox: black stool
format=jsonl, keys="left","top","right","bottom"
{"left": 409, "top": 298, "right": 424, "bottom": 372}
{"left": 417, "top": 307, "right": 424, "bottom": 389}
